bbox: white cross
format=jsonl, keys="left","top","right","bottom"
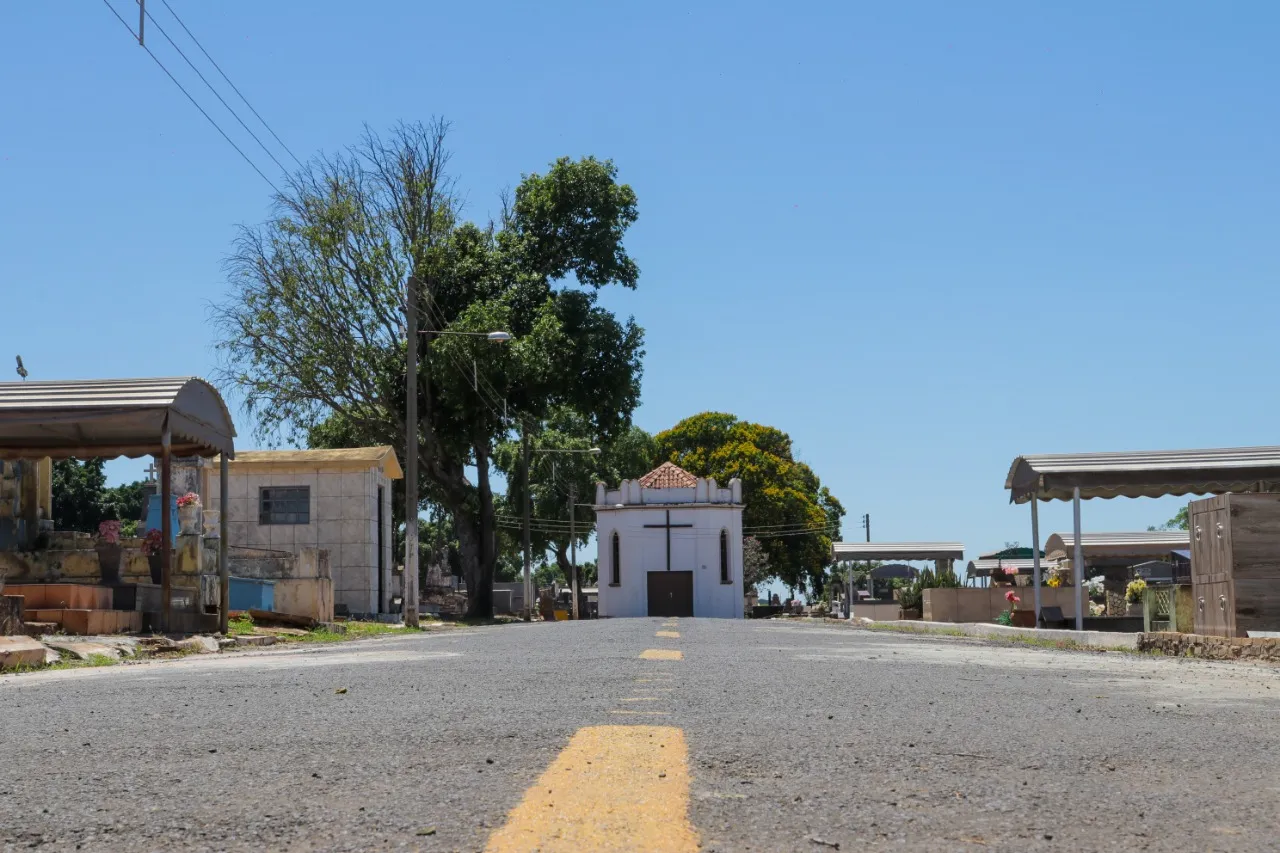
{"left": 144, "top": 462, "right": 158, "bottom": 484}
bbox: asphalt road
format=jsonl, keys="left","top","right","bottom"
{"left": 3, "top": 618, "right": 1280, "bottom": 852}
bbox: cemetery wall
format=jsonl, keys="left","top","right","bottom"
{"left": 923, "top": 586, "right": 1087, "bottom": 623}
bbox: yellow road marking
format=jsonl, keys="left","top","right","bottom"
{"left": 661, "top": 621, "right": 677, "bottom": 627}
{"left": 608, "top": 710, "right": 671, "bottom": 716}
{"left": 635, "top": 677, "right": 674, "bottom": 683}
{"left": 656, "top": 630, "right": 680, "bottom": 638}
{"left": 620, "top": 697, "right": 663, "bottom": 702}
{"left": 640, "top": 649, "right": 683, "bottom": 660}
{"left": 483, "top": 725, "right": 697, "bottom": 852}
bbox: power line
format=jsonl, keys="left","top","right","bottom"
{"left": 159, "top": 0, "right": 304, "bottom": 168}
{"left": 142, "top": 5, "right": 291, "bottom": 175}
{"left": 100, "top": 0, "right": 280, "bottom": 193}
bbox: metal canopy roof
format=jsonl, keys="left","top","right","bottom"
{"left": 1043, "top": 530, "right": 1189, "bottom": 563}
{"left": 1005, "top": 446, "right": 1280, "bottom": 504}
{"left": 832, "top": 542, "right": 964, "bottom": 561}
{"left": 0, "top": 377, "right": 236, "bottom": 460}
{"left": 966, "top": 558, "right": 1056, "bottom": 576}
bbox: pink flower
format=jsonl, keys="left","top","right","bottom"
{"left": 176, "top": 492, "right": 201, "bottom": 508}
{"left": 97, "top": 520, "right": 121, "bottom": 544}
{"left": 1005, "top": 591, "right": 1020, "bottom": 603}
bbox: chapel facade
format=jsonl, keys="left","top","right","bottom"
{"left": 593, "top": 461, "right": 744, "bottom": 619}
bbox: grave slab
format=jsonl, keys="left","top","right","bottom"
{"left": 0, "top": 636, "right": 54, "bottom": 668}
{"left": 43, "top": 641, "right": 123, "bottom": 661}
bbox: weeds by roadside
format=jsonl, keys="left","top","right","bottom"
{"left": 862, "top": 620, "right": 1136, "bottom": 653}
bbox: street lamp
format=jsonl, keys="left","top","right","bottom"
{"left": 403, "top": 318, "right": 511, "bottom": 629}
{"left": 528, "top": 446, "right": 602, "bottom": 621}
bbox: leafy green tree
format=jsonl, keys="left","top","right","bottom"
{"left": 1150, "top": 506, "right": 1189, "bottom": 531}
{"left": 494, "top": 408, "right": 655, "bottom": 585}
{"left": 654, "top": 413, "right": 844, "bottom": 591}
{"left": 102, "top": 480, "right": 147, "bottom": 524}
{"left": 52, "top": 458, "right": 107, "bottom": 532}
{"left": 215, "top": 120, "right": 643, "bottom": 618}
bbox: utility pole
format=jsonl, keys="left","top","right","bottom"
{"left": 521, "top": 426, "right": 532, "bottom": 622}
{"left": 569, "top": 483, "right": 579, "bottom": 620}
{"left": 403, "top": 276, "right": 420, "bottom": 629}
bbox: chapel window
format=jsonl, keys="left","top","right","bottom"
{"left": 611, "top": 531, "right": 621, "bottom": 585}
{"left": 720, "top": 529, "right": 731, "bottom": 583}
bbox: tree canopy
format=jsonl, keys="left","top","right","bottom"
{"left": 1150, "top": 506, "right": 1190, "bottom": 532}
{"left": 494, "top": 408, "right": 657, "bottom": 583}
{"left": 51, "top": 459, "right": 148, "bottom": 533}
{"left": 214, "top": 120, "right": 644, "bottom": 617}
{"left": 654, "top": 412, "right": 843, "bottom": 591}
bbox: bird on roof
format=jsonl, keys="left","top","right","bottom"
{"left": 15, "top": 355, "right": 27, "bottom": 380}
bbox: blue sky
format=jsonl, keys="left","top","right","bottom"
{"left": 4, "top": 2, "right": 1279, "bottom": 579}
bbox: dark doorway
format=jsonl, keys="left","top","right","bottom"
{"left": 377, "top": 486, "right": 385, "bottom": 613}
{"left": 647, "top": 571, "right": 694, "bottom": 617}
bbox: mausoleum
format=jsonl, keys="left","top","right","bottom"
{"left": 593, "top": 462, "right": 744, "bottom": 619}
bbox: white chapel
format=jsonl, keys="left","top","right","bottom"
{"left": 593, "top": 462, "right": 745, "bottom": 619}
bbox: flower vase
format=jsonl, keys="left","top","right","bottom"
{"left": 95, "top": 543, "right": 122, "bottom": 585}
{"left": 178, "top": 504, "right": 201, "bottom": 535}
{"left": 147, "top": 553, "right": 164, "bottom": 585}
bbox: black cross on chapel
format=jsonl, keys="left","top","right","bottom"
{"left": 644, "top": 510, "right": 693, "bottom": 571}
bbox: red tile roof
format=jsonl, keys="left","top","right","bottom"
{"left": 639, "top": 461, "right": 698, "bottom": 489}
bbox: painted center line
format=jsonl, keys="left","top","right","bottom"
{"left": 484, "top": 725, "right": 697, "bottom": 852}
{"left": 656, "top": 630, "right": 680, "bottom": 639}
{"left": 609, "top": 709, "right": 671, "bottom": 716}
{"left": 640, "top": 649, "right": 683, "bottom": 661}
{"left": 620, "top": 696, "right": 663, "bottom": 702}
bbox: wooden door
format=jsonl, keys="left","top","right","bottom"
{"left": 1191, "top": 502, "right": 1232, "bottom": 635}
{"left": 647, "top": 571, "right": 694, "bottom": 618}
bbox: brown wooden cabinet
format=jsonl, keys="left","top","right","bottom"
{"left": 1188, "top": 493, "right": 1280, "bottom": 637}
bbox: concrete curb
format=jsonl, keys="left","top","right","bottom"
{"left": 862, "top": 618, "right": 1140, "bottom": 650}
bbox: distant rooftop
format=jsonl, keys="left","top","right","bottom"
{"left": 215, "top": 446, "right": 403, "bottom": 479}
{"left": 638, "top": 461, "right": 698, "bottom": 489}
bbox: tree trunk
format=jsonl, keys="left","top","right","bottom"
{"left": 553, "top": 542, "right": 571, "bottom": 584}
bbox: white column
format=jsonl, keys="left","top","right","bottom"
{"left": 1030, "top": 499, "right": 1042, "bottom": 624}
{"left": 1072, "top": 486, "right": 1084, "bottom": 631}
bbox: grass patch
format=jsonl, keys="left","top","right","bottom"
{"left": 866, "top": 623, "right": 970, "bottom": 638}
{"left": 2, "top": 651, "right": 121, "bottom": 675}
{"left": 282, "top": 621, "right": 424, "bottom": 645}
{"left": 227, "top": 613, "right": 256, "bottom": 636}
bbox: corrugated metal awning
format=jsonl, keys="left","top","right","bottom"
{"left": 832, "top": 542, "right": 964, "bottom": 561}
{"left": 1005, "top": 446, "right": 1280, "bottom": 504}
{"left": 1043, "top": 530, "right": 1189, "bottom": 562}
{"left": 0, "top": 377, "right": 236, "bottom": 459}
{"left": 966, "top": 557, "right": 1061, "bottom": 576}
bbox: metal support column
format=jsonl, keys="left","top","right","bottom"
{"left": 218, "top": 453, "right": 229, "bottom": 635}
{"left": 1072, "top": 486, "right": 1084, "bottom": 631}
{"left": 1030, "top": 498, "right": 1042, "bottom": 624}
{"left": 160, "top": 422, "right": 172, "bottom": 633}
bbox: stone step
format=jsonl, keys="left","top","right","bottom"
{"left": 27, "top": 609, "right": 142, "bottom": 635}
{"left": 0, "top": 636, "right": 57, "bottom": 669}
{"left": 5, "top": 584, "right": 113, "bottom": 611}
{"left": 43, "top": 640, "right": 124, "bottom": 661}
